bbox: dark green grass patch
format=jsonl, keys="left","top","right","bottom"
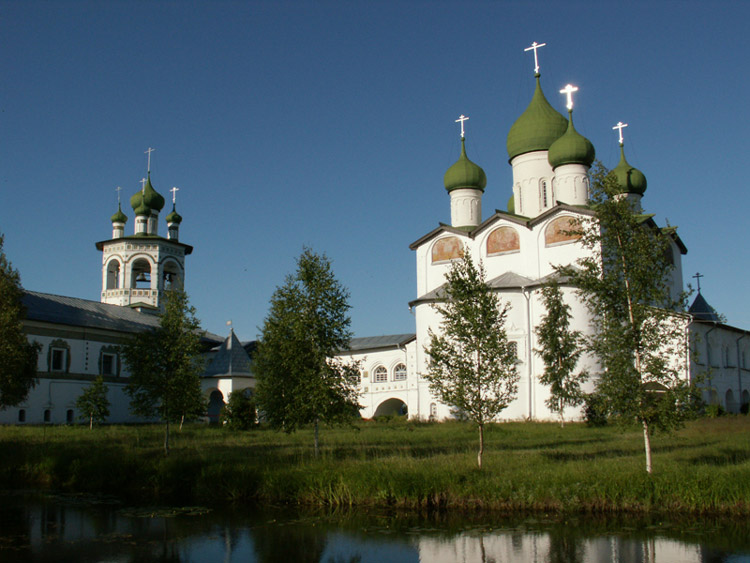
{"left": 1, "top": 417, "right": 748, "bottom": 514}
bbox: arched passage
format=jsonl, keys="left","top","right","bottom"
{"left": 207, "top": 389, "right": 225, "bottom": 423}
{"left": 374, "top": 398, "right": 408, "bottom": 417}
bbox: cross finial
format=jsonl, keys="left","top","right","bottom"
{"left": 170, "top": 186, "right": 179, "bottom": 205}
{"left": 115, "top": 186, "right": 122, "bottom": 204}
{"left": 693, "top": 272, "right": 704, "bottom": 293}
{"left": 140, "top": 177, "right": 147, "bottom": 194}
{"left": 455, "top": 114, "right": 469, "bottom": 139}
{"left": 560, "top": 84, "right": 579, "bottom": 111}
{"left": 524, "top": 41, "right": 546, "bottom": 74}
{"left": 145, "top": 147, "right": 155, "bottom": 173}
{"left": 613, "top": 121, "right": 628, "bottom": 145}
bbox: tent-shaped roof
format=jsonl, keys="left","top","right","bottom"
{"left": 203, "top": 329, "right": 253, "bottom": 377}
{"left": 688, "top": 292, "right": 721, "bottom": 322}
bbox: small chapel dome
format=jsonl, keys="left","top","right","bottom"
{"left": 444, "top": 138, "right": 487, "bottom": 192}
{"left": 506, "top": 74, "right": 568, "bottom": 162}
{"left": 610, "top": 144, "right": 647, "bottom": 195}
{"left": 133, "top": 193, "right": 151, "bottom": 217}
{"left": 129, "top": 174, "right": 165, "bottom": 213}
{"left": 166, "top": 205, "right": 183, "bottom": 224}
{"left": 110, "top": 203, "right": 128, "bottom": 224}
{"left": 548, "top": 110, "right": 595, "bottom": 169}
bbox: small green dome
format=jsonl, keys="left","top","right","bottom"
{"left": 166, "top": 205, "right": 183, "bottom": 224}
{"left": 111, "top": 203, "right": 128, "bottom": 224}
{"left": 507, "top": 74, "right": 568, "bottom": 162}
{"left": 507, "top": 194, "right": 515, "bottom": 214}
{"left": 548, "top": 110, "right": 595, "bottom": 169}
{"left": 129, "top": 173, "right": 165, "bottom": 214}
{"left": 133, "top": 193, "right": 150, "bottom": 217}
{"left": 610, "top": 144, "right": 647, "bottom": 195}
{"left": 444, "top": 138, "right": 487, "bottom": 192}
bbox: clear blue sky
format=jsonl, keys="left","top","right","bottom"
{"left": 2, "top": 1, "right": 749, "bottom": 340}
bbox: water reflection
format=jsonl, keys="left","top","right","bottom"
{"left": 0, "top": 492, "right": 748, "bottom": 563}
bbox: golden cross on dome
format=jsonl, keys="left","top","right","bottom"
{"left": 524, "top": 41, "right": 546, "bottom": 74}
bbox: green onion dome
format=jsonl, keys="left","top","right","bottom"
{"left": 111, "top": 203, "right": 128, "bottom": 224}
{"left": 507, "top": 74, "right": 568, "bottom": 162}
{"left": 610, "top": 144, "right": 647, "bottom": 196}
{"left": 133, "top": 193, "right": 150, "bottom": 217}
{"left": 129, "top": 173, "right": 165, "bottom": 214}
{"left": 444, "top": 138, "right": 487, "bottom": 192}
{"left": 166, "top": 205, "right": 183, "bottom": 224}
{"left": 548, "top": 110, "right": 595, "bottom": 169}
{"left": 507, "top": 194, "right": 515, "bottom": 214}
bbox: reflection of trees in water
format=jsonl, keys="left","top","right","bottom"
{"left": 252, "top": 522, "right": 327, "bottom": 563}
{"left": 547, "top": 532, "right": 584, "bottom": 563}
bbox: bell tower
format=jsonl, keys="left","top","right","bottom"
{"left": 96, "top": 149, "right": 192, "bottom": 312}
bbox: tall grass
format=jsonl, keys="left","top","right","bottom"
{"left": 1, "top": 417, "right": 748, "bottom": 514}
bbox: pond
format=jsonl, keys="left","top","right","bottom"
{"left": 1, "top": 492, "right": 748, "bottom": 562}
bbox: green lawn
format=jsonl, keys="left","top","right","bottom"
{"left": 1, "top": 417, "right": 748, "bottom": 514}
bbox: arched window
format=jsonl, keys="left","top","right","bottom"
{"left": 430, "top": 403, "right": 437, "bottom": 420}
{"left": 393, "top": 363, "right": 407, "bottom": 381}
{"left": 106, "top": 260, "right": 121, "bottom": 289}
{"left": 43, "top": 409, "right": 51, "bottom": 423}
{"left": 66, "top": 409, "right": 74, "bottom": 424}
{"left": 374, "top": 365, "right": 388, "bottom": 383}
{"left": 162, "top": 260, "right": 183, "bottom": 291}
{"left": 541, "top": 180, "right": 548, "bottom": 208}
{"left": 726, "top": 389, "right": 736, "bottom": 412}
{"left": 131, "top": 258, "right": 152, "bottom": 289}
{"left": 18, "top": 409, "right": 25, "bottom": 423}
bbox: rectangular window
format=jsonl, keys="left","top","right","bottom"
{"left": 508, "top": 341, "right": 518, "bottom": 360}
{"left": 102, "top": 353, "right": 116, "bottom": 376}
{"left": 51, "top": 348, "right": 66, "bottom": 372}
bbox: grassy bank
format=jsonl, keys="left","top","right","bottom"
{"left": 1, "top": 417, "right": 748, "bottom": 515}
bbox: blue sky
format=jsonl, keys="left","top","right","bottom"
{"left": 2, "top": 1, "right": 749, "bottom": 340}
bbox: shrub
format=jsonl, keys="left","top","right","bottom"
{"left": 740, "top": 402, "right": 749, "bottom": 415}
{"left": 583, "top": 392, "right": 609, "bottom": 427}
{"left": 220, "top": 391, "right": 257, "bottom": 430}
{"left": 705, "top": 403, "right": 725, "bottom": 418}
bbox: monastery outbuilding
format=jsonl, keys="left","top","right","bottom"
{"left": 4, "top": 45, "right": 749, "bottom": 425}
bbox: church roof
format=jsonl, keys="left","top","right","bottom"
{"left": 203, "top": 330, "right": 253, "bottom": 377}
{"left": 22, "top": 290, "right": 223, "bottom": 343}
{"left": 688, "top": 292, "right": 721, "bottom": 322}
{"left": 344, "top": 334, "right": 415, "bottom": 353}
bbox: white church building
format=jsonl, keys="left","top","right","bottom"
{"left": 4, "top": 46, "right": 750, "bottom": 425}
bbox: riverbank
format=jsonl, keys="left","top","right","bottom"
{"left": 1, "top": 417, "right": 748, "bottom": 515}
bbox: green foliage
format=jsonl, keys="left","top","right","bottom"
{"left": 424, "top": 252, "right": 519, "bottom": 468}
{"left": 706, "top": 404, "right": 725, "bottom": 418}
{"left": 0, "top": 233, "right": 40, "bottom": 408}
{"left": 558, "top": 163, "right": 697, "bottom": 472}
{"left": 254, "top": 248, "right": 361, "bottom": 453}
{"left": 535, "top": 281, "right": 588, "bottom": 426}
{"left": 583, "top": 392, "right": 609, "bottom": 427}
{"left": 220, "top": 390, "right": 257, "bottom": 430}
{"left": 122, "top": 289, "right": 205, "bottom": 454}
{"left": 75, "top": 376, "right": 110, "bottom": 429}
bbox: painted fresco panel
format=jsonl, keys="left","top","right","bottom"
{"left": 486, "top": 226, "right": 520, "bottom": 255}
{"left": 431, "top": 236, "right": 463, "bottom": 263}
{"left": 544, "top": 216, "right": 581, "bottom": 246}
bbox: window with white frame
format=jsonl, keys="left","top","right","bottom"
{"left": 393, "top": 363, "right": 407, "bottom": 381}
{"left": 508, "top": 341, "right": 518, "bottom": 361}
{"left": 374, "top": 365, "right": 388, "bottom": 383}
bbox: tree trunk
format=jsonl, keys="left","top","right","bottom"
{"left": 559, "top": 398, "right": 565, "bottom": 428}
{"left": 477, "top": 423, "right": 484, "bottom": 469}
{"left": 642, "top": 419, "right": 652, "bottom": 474}
{"left": 164, "top": 418, "right": 171, "bottom": 457}
{"left": 179, "top": 414, "right": 184, "bottom": 431}
{"left": 89, "top": 415, "right": 93, "bottom": 430}
{"left": 313, "top": 418, "right": 320, "bottom": 458}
